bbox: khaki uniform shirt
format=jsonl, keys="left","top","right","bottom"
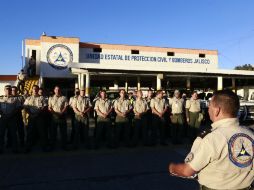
{"left": 114, "top": 98, "right": 130, "bottom": 114}
{"left": 0, "top": 96, "right": 17, "bottom": 115}
{"left": 133, "top": 98, "right": 148, "bottom": 115}
{"left": 73, "top": 96, "right": 92, "bottom": 115}
{"left": 94, "top": 98, "right": 111, "bottom": 117}
{"left": 69, "top": 96, "right": 78, "bottom": 108}
{"left": 185, "top": 98, "right": 201, "bottom": 113}
{"left": 186, "top": 118, "right": 254, "bottom": 189}
{"left": 150, "top": 97, "right": 168, "bottom": 113}
{"left": 24, "top": 95, "right": 46, "bottom": 115}
{"left": 169, "top": 97, "right": 184, "bottom": 114}
{"left": 48, "top": 95, "right": 68, "bottom": 113}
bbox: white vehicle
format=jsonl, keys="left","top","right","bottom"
{"left": 239, "top": 92, "right": 254, "bottom": 122}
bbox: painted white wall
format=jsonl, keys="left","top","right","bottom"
{"left": 79, "top": 48, "right": 218, "bottom": 71}
{"left": 26, "top": 42, "right": 79, "bottom": 78}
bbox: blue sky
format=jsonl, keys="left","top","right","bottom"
{"left": 0, "top": 0, "right": 254, "bottom": 74}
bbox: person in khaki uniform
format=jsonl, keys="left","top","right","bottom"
{"left": 48, "top": 86, "right": 68, "bottom": 150}
{"left": 169, "top": 90, "right": 254, "bottom": 190}
{"left": 186, "top": 91, "right": 202, "bottom": 142}
{"left": 132, "top": 90, "right": 148, "bottom": 146}
{"left": 68, "top": 88, "right": 80, "bottom": 144}
{"left": 169, "top": 90, "right": 184, "bottom": 144}
{"left": 0, "top": 85, "right": 19, "bottom": 154}
{"left": 94, "top": 90, "right": 112, "bottom": 148}
{"left": 23, "top": 85, "right": 47, "bottom": 152}
{"left": 145, "top": 90, "right": 154, "bottom": 145}
{"left": 72, "top": 87, "right": 92, "bottom": 149}
{"left": 114, "top": 89, "right": 131, "bottom": 147}
{"left": 150, "top": 90, "right": 168, "bottom": 145}
{"left": 11, "top": 86, "right": 25, "bottom": 148}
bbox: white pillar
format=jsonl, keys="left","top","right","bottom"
{"left": 137, "top": 77, "right": 141, "bottom": 90}
{"left": 78, "top": 74, "right": 81, "bottom": 89}
{"left": 80, "top": 73, "right": 85, "bottom": 89}
{"left": 85, "top": 72, "right": 90, "bottom": 97}
{"left": 217, "top": 76, "right": 223, "bottom": 90}
{"left": 157, "top": 74, "right": 163, "bottom": 90}
{"left": 186, "top": 78, "right": 191, "bottom": 90}
{"left": 75, "top": 78, "right": 79, "bottom": 89}
{"left": 114, "top": 80, "right": 118, "bottom": 90}
{"left": 125, "top": 81, "right": 128, "bottom": 92}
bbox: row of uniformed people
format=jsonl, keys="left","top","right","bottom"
{"left": 89, "top": 88, "right": 203, "bottom": 148}
{"left": 0, "top": 84, "right": 203, "bottom": 153}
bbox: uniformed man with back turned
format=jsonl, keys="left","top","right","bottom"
{"left": 169, "top": 90, "right": 254, "bottom": 190}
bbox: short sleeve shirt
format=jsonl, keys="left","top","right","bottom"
{"left": 0, "top": 96, "right": 17, "bottom": 115}
{"left": 94, "top": 98, "right": 111, "bottom": 117}
{"left": 133, "top": 98, "right": 148, "bottom": 114}
{"left": 185, "top": 98, "right": 201, "bottom": 113}
{"left": 169, "top": 97, "right": 184, "bottom": 114}
{"left": 114, "top": 98, "right": 130, "bottom": 113}
{"left": 48, "top": 95, "right": 68, "bottom": 113}
{"left": 150, "top": 97, "right": 167, "bottom": 113}
{"left": 24, "top": 95, "right": 46, "bottom": 114}
{"left": 73, "top": 96, "right": 92, "bottom": 113}
{"left": 186, "top": 118, "right": 254, "bottom": 189}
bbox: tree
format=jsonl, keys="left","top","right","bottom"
{"left": 234, "top": 64, "right": 254, "bottom": 71}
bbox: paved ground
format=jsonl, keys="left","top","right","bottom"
{"left": 0, "top": 143, "right": 199, "bottom": 190}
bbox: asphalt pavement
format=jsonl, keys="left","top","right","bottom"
{"left": 0, "top": 143, "right": 199, "bottom": 190}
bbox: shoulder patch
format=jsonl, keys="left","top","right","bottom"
{"left": 228, "top": 133, "right": 254, "bottom": 168}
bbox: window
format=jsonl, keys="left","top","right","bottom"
{"left": 131, "top": 50, "right": 139, "bottom": 54}
{"left": 93, "top": 48, "right": 102, "bottom": 53}
{"left": 199, "top": 53, "right": 206, "bottom": 58}
{"left": 167, "top": 52, "right": 175, "bottom": 56}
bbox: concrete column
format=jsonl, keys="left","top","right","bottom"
{"left": 186, "top": 78, "right": 191, "bottom": 90}
{"left": 114, "top": 80, "right": 119, "bottom": 90}
{"left": 217, "top": 76, "right": 223, "bottom": 90}
{"left": 232, "top": 78, "right": 237, "bottom": 93}
{"left": 157, "top": 74, "right": 163, "bottom": 90}
{"left": 75, "top": 78, "right": 79, "bottom": 89}
{"left": 78, "top": 74, "right": 81, "bottom": 89}
{"left": 85, "top": 72, "right": 90, "bottom": 97}
{"left": 81, "top": 73, "right": 85, "bottom": 89}
{"left": 125, "top": 81, "right": 128, "bottom": 92}
{"left": 137, "top": 77, "right": 141, "bottom": 90}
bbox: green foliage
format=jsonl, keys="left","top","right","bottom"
{"left": 235, "top": 64, "right": 254, "bottom": 71}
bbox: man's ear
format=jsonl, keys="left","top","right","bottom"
{"left": 214, "top": 106, "right": 220, "bottom": 117}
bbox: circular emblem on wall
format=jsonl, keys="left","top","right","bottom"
{"left": 228, "top": 133, "right": 254, "bottom": 168}
{"left": 47, "top": 44, "right": 73, "bottom": 69}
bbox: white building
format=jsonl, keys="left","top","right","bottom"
{"left": 13, "top": 34, "right": 254, "bottom": 97}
